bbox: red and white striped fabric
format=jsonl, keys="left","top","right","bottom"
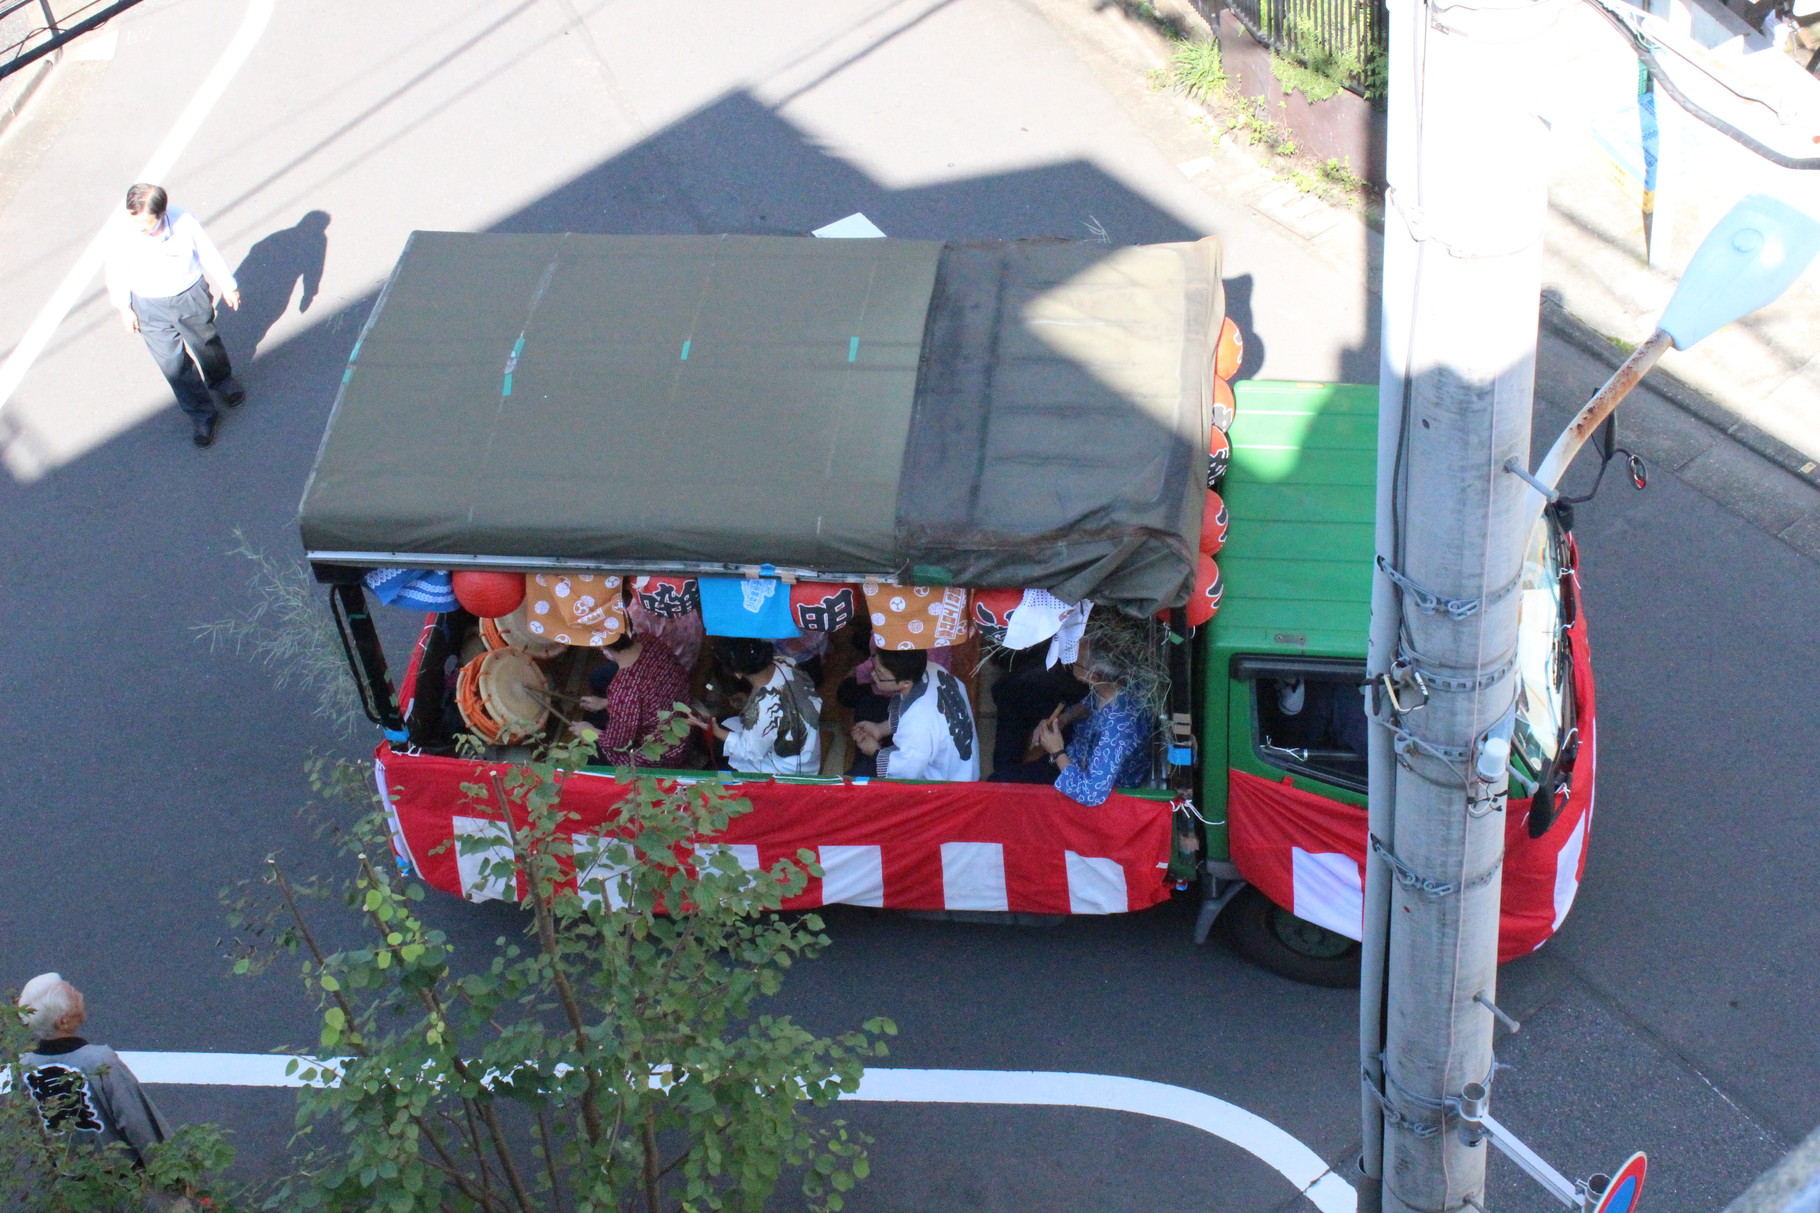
{"left": 1227, "top": 556, "right": 1597, "bottom": 961}
{"left": 376, "top": 751, "right": 1177, "bottom": 916}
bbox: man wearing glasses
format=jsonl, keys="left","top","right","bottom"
{"left": 849, "top": 647, "right": 979, "bottom": 782}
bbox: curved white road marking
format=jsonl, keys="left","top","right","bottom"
{"left": 0, "top": 0, "right": 275, "bottom": 414}
{"left": 115, "top": 1053, "right": 1355, "bottom": 1212}
{"left": 845, "top": 1069, "right": 1356, "bottom": 1213}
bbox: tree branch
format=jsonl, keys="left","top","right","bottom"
{"left": 270, "top": 859, "right": 491, "bottom": 1209}
{"left": 350, "top": 851, "right": 538, "bottom": 1213}
{"left": 490, "top": 770, "right": 607, "bottom": 1148}
{"left": 642, "top": 1111, "right": 661, "bottom": 1213}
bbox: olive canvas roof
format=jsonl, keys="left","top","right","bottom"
{"left": 298, "top": 232, "right": 1223, "bottom": 612}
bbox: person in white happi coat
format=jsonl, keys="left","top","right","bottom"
{"left": 695, "top": 638, "right": 823, "bottom": 775}
{"left": 851, "top": 647, "right": 980, "bottom": 781}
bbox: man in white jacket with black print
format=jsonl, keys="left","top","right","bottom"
{"left": 696, "top": 638, "right": 823, "bottom": 775}
{"left": 851, "top": 646, "right": 980, "bottom": 781}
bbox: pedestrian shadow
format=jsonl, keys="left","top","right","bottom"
{"left": 219, "top": 210, "right": 330, "bottom": 361}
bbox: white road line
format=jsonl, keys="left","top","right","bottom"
{"left": 0, "top": 0, "right": 275, "bottom": 415}
{"left": 848, "top": 1069, "right": 1357, "bottom": 1213}
{"left": 115, "top": 1053, "right": 1355, "bottom": 1212}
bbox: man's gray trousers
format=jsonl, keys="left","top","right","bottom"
{"left": 130, "top": 277, "right": 234, "bottom": 421}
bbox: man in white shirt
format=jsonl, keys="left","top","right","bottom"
{"left": 105, "top": 183, "right": 245, "bottom": 447}
{"left": 851, "top": 647, "right": 980, "bottom": 782}
{"left": 695, "top": 638, "right": 823, "bottom": 776}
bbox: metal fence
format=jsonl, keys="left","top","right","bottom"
{"left": 1, "top": 0, "right": 147, "bottom": 82}
{"left": 1220, "top": 0, "right": 1389, "bottom": 100}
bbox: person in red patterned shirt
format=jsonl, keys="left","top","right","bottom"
{"left": 571, "top": 631, "right": 696, "bottom": 768}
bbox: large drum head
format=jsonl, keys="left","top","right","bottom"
{"left": 483, "top": 606, "right": 566, "bottom": 660}
{"left": 475, "top": 648, "right": 551, "bottom": 744}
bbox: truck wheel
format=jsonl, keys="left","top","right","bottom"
{"left": 1223, "top": 886, "right": 1361, "bottom": 988}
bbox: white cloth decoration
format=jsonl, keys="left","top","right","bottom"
{"left": 1046, "top": 601, "right": 1093, "bottom": 668}
{"left": 1001, "top": 589, "right": 1072, "bottom": 651}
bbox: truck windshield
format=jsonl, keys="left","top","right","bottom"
{"left": 1508, "top": 518, "right": 1571, "bottom": 798}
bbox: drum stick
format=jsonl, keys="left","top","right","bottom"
{"left": 526, "top": 687, "right": 581, "bottom": 726}
{"left": 1023, "top": 704, "right": 1064, "bottom": 762}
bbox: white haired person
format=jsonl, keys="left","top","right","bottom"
{"left": 990, "top": 644, "right": 1154, "bottom": 806}
{"left": 16, "top": 973, "right": 171, "bottom": 1165}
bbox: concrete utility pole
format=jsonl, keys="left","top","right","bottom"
{"left": 1359, "top": 0, "right": 1557, "bottom": 1209}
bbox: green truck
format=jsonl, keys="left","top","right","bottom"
{"left": 302, "top": 233, "right": 1595, "bottom": 986}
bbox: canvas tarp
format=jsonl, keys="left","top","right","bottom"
{"left": 299, "top": 232, "right": 1221, "bottom": 612}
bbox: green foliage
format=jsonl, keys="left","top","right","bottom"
{"left": 1287, "top": 156, "right": 1368, "bottom": 202}
{"left": 231, "top": 738, "right": 893, "bottom": 1213}
{"left": 1320, "top": 156, "right": 1364, "bottom": 190}
{"left": 0, "top": 1008, "right": 241, "bottom": 1212}
{"left": 1269, "top": 51, "right": 1344, "bottom": 103}
{"left": 1267, "top": 14, "right": 1386, "bottom": 105}
{"left": 1164, "top": 38, "right": 1227, "bottom": 102}
{"left": 1220, "top": 94, "right": 1297, "bottom": 156}
{"left": 193, "top": 529, "right": 364, "bottom": 737}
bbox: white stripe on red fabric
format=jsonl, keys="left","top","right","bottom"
{"left": 1290, "top": 848, "right": 1364, "bottom": 941}
{"left": 1064, "top": 852, "right": 1128, "bottom": 914}
{"left": 941, "top": 842, "right": 1008, "bottom": 911}
{"left": 1551, "top": 812, "right": 1588, "bottom": 931}
{"left": 373, "top": 757, "right": 421, "bottom": 878}
{"left": 819, "top": 845, "right": 885, "bottom": 907}
{"left": 451, "top": 816, "right": 514, "bottom": 903}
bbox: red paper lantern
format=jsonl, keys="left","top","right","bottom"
{"left": 451, "top": 571, "right": 525, "bottom": 619}
{"left": 1215, "top": 316, "right": 1244, "bottom": 381}
{"left": 1186, "top": 555, "right": 1223, "bottom": 627}
{"left": 1208, "top": 425, "right": 1230, "bottom": 490}
{"left": 1211, "top": 377, "right": 1236, "bottom": 433}
{"left": 633, "top": 575, "right": 699, "bottom": 618}
{"left": 789, "top": 581, "right": 860, "bottom": 632}
{"left": 970, "top": 587, "right": 1023, "bottom": 646}
{"left": 1199, "top": 491, "right": 1229, "bottom": 557}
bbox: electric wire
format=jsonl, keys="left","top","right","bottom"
{"left": 1577, "top": 0, "right": 1820, "bottom": 170}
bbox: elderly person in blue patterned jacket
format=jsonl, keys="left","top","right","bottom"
{"left": 994, "top": 643, "right": 1154, "bottom": 805}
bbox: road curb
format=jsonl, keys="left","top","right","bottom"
{"left": 0, "top": 56, "right": 59, "bottom": 144}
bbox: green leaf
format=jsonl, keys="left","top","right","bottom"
{"left": 319, "top": 973, "right": 340, "bottom": 992}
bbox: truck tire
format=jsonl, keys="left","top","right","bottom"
{"left": 1223, "top": 886, "right": 1361, "bottom": 988}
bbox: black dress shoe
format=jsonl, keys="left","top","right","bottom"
{"left": 218, "top": 376, "right": 247, "bottom": 407}
{"left": 193, "top": 413, "right": 218, "bottom": 448}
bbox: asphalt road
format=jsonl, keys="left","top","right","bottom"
{"left": 0, "top": 2, "right": 1812, "bottom": 1210}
